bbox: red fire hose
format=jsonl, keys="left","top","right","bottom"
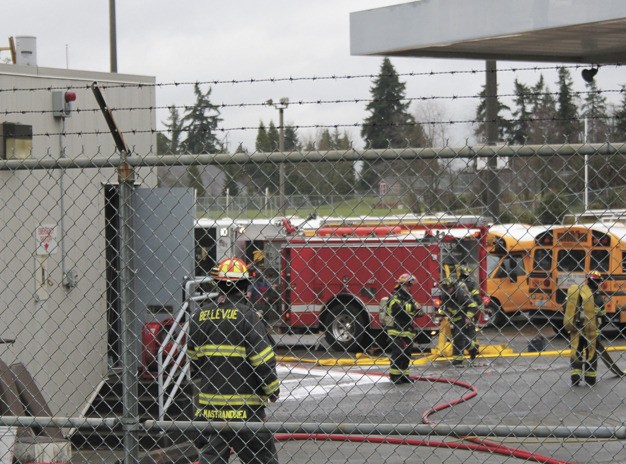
{"left": 186, "top": 371, "right": 573, "bottom": 464}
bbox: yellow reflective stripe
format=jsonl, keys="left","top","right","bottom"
{"left": 571, "top": 369, "right": 582, "bottom": 375}
{"left": 262, "top": 379, "right": 280, "bottom": 395}
{"left": 249, "top": 346, "right": 275, "bottom": 367}
{"left": 198, "top": 393, "right": 266, "bottom": 406}
{"left": 195, "top": 344, "right": 246, "bottom": 358}
{"left": 585, "top": 371, "right": 597, "bottom": 378}
{"left": 389, "top": 368, "right": 403, "bottom": 375}
{"left": 387, "top": 329, "right": 415, "bottom": 338}
{"left": 187, "top": 348, "right": 199, "bottom": 360}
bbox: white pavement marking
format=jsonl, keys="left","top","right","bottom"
{"left": 276, "top": 364, "right": 391, "bottom": 402}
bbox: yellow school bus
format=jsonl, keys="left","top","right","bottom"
{"left": 528, "top": 224, "right": 626, "bottom": 329}
{"left": 486, "top": 224, "right": 549, "bottom": 326}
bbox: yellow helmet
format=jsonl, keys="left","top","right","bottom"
{"left": 456, "top": 265, "right": 472, "bottom": 278}
{"left": 587, "top": 270, "right": 602, "bottom": 281}
{"left": 211, "top": 257, "right": 249, "bottom": 282}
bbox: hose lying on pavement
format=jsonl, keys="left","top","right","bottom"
{"left": 184, "top": 371, "right": 573, "bottom": 464}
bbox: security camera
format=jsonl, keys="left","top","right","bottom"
{"left": 581, "top": 65, "right": 599, "bottom": 83}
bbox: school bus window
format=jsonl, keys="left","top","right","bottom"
{"left": 590, "top": 249, "right": 610, "bottom": 272}
{"left": 557, "top": 249, "right": 585, "bottom": 272}
{"left": 487, "top": 254, "right": 502, "bottom": 277}
{"left": 533, "top": 248, "right": 552, "bottom": 271}
{"left": 495, "top": 255, "right": 525, "bottom": 279}
{"left": 622, "top": 252, "right": 626, "bottom": 273}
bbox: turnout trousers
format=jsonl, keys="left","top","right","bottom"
{"left": 570, "top": 330, "right": 598, "bottom": 386}
{"left": 450, "top": 319, "right": 478, "bottom": 364}
{"left": 198, "top": 429, "right": 278, "bottom": 464}
{"left": 389, "top": 336, "right": 413, "bottom": 383}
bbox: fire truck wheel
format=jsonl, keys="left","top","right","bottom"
{"left": 323, "top": 303, "right": 369, "bottom": 352}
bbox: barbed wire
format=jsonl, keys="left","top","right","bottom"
{"left": 0, "top": 63, "right": 622, "bottom": 94}
{"left": 1, "top": 89, "right": 624, "bottom": 118}
{"left": 26, "top": 114, "right": 623, "bottom": 140}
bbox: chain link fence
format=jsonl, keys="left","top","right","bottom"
{"left": 0, "top": 144, "right": 625, "bottom": 464}
{"left": 2, "top": 62, "right": 626, "bottom": 464}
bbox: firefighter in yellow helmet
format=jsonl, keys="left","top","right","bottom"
{"left": 188, "top": 257, "right": 280, "bottom": 463}
{"left": 563, "top": 270, "right": 606, "bottom": 386}
{"left": 440, "top": 276, "right": 479, "bottom": 367}
{"left": 456, "top": 264, "right": 482, "bottom": 361}
{"left": 385, "top": 273, "right": 423, "bottom": 384}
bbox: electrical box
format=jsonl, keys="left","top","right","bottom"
{"left": 52, "top": 90, "right": 76, "bottom": 118}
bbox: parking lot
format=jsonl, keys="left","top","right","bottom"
{"left": 72, "top": 322, "right": 626, "bottom": 464}
{"left": 264, "top": 322, "right": 626, "bottom": 463}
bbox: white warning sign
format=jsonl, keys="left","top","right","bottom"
{"left": 36, "top": 224, "right": 58, "bottom": 255}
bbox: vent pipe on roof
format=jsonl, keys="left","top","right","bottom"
{"left": 14, "top": 36, "right": 37, "bottom": 66}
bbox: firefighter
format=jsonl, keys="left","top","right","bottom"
{"left": 456, "top": 264, "right": 482, "bottom": 360}
{"left": 187, "top": 257, "right": 280, "bottom": 464}
{"left": 563, "top": 270, "right": 606, "bottom": 386}
{"left": 440, "top": 276, "right": 479, "bottom": 366}
{"left": 385, "top": 273, "right": 423, "bottom": 384}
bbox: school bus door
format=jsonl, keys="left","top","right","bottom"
{"left": 487, "top": 252, "right": 532, "bottom": 324}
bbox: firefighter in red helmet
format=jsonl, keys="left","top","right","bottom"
{"left": 385, "top": 273, "right": 423, "bottom": 384}
{"left": 563, "top": 270, "right": 606, "bottom": 386}
{"left": 188, "top": 257, "right": 280, "bottom": 463}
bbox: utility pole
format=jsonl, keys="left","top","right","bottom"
{"left": 485, "top": 60, "right": 500, "bottom": 220}
{"left": 268, "top": 98, "right": 289, "bottom": 216}
{"left": 109, "top": 0, "right": 118, "bottom": 73}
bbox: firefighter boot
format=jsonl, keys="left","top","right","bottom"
{"left": 585, "top": 374, "right": 597, "bottom": 386}
{"left": 469, "top": 345, "right": 479, "bottom": 361}
{"left": 571, "top": 374, "right": 581, "bottom": 386}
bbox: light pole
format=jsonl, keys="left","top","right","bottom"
{"left": 267, "top": 98, "right": 289, "bottom": 216}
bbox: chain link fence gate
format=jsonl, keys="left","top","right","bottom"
{"left": 0, "top": 142, "right": 625, "bottom": 464}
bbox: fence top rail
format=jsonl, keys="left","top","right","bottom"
{"left": 0, "top": 143, "right": 624, "bottom": 170}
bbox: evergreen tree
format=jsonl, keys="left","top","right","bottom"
{"left": 521, "top": 75, "right": 560, "bottom": 197}
{"left": 555, "top": 67, "right": 580, "bottom": 142}
{"left": 507, "top": 79, "right": 533, "bottom": 145}
{"left": 360, "top": 58, "right": 427, "bottom": 191}
{"left": 162, "top": 105, "right": 184, "bottom": 154}
{"left": 222, "top": 144, "right": 244, "bottom": 196}
{"left": 579, "top": 81, "right": 625, "bottom": 206}
{"left": 252, "top": 121, "right": 300, "bottom": 194}
{"left": 581, "top": 79, "right": 609, "bottom": 143}
{"left": 253, "top": 121, "right": 277, "bottom": 194}
{"left": 156, "top": 132, "right": 170, "bottom": 156}
{"left": 181, "top": 84, "right": 222, "bottom": 154}
{"left": 255, "top": 122, "right": 271, "bottom": 152}
{"left": 611, "top": 85, "right": 626, "bottom": 142}
{"left": 473, "top": 84, "right": 511, "bottom": 143}
{"left": 180, "top": 84, "right": 222, "bottom": 198}
{"left": 284, "top": 125, "right": 300, "bottom": 151}
{"left": 528, "top": 75, "right": 558, "bottom": 144}
{"left": 361, "top": 58, "right": 424, "bottom": 149}
{"left": 290, "top": 129, "right": 355, "bottom": 197}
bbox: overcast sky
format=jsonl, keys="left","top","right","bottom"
{"left": 2, "top": 1, "right": 625, "bottom": 153}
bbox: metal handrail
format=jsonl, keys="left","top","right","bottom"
{"left": 157, "top": 277, "right": 216, "bottom": 421}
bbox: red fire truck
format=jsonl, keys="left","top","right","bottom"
{"left": 258, "top": 222, "right": 489, "bottom": 351}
